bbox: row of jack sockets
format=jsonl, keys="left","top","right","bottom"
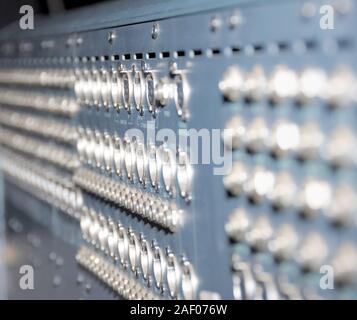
{"left": 0, "top": 126, "right": 79, "bottom": 171}
{"left": 74, "top": 63, "right": 189, "bottom": 120}
{"left": 231, "top": 255, "right": 282, "bottom": 300}
{"left": 220, "top": 64, "right": 357, "bottom": 107}
{"left": 80, "top": 208, "right": 197, "bottom": 299}
{"left": 230, "top": 254, "right": 312, "bottom": 300}
{"left": 229, "top": 228, "right": 357, "bottom": 299}
{"left": 0, "top": 148, "right": 83, "bottom": 218}
{"left": 227, "top": 208, "right": 357, "bottom": 281}
{"left": 0, "top": 109, "right": 78, "bottom": 145}
{"left": 224, "top": 161, "right": 357, "bottom": 225}
{"left": 0, "top": 88, "right": 79, "bottom": 116}
{"left": 73, "top": 168, "right": 182, "bottom": 232}
{"left": 0, "top": 67, "right": 74, "bottom": 88}
{"left": 76, "top": 246, "right": 160, "bottom": 300}
{"left": 223, "top": 115, "right": 357, "bottom": 168}
{"left": 77, "top": 128, "right": 192, "bottom": 200}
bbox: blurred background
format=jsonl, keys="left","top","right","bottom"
{"left": 0, "top": 0, "right": 356, "bottom": 300}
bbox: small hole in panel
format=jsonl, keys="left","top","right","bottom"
{"left": 253, "top": 44, "right": 264, "bottom": 53}
{"left": 304, "top": 39, "right": 317, "bottom": 51}
{"left": 337, "top": 38, "right": 353, "bottom": 50}
{"left": 161, "top": 51, "right": 170, "bottom": 58}
{"left": 134, "top": 53, "right": 143, "bottom": 60}
{"left": 211, "top": 48, "right": 221, "bottom": 55}
{"left": 277, "top": 41, "right": 290, "bottom": 52}
{"left": 147, "top": 52, "right": 156, "bottom": 59}
{"left": 123, "top": 53, "right": 131, "bottom": 60}
{"left": 193, "top": 49, "right": 202, "bottom": 56}
{"left": 112, "top": 54, "right": 120, "bottom": 60}
{"left": 176, "top": 50, "right": 185, "bottom": 57}
{"left": 231, "top": 46, "right": 242, "bottom": 54}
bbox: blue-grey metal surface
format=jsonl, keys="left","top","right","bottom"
{"left": 0, "top": 0, "right": 356, "bottom": 299}
{"left": 0, "top": 171, "right": 7, "bottom": 299}
{"left": 3, "top": 185, "right": 118, "bottom": 299}
{"left": 0, "top": 0, "right": 272, "bottom": 39}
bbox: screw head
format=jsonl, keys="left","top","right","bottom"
{"left": 210, "top": 16, "right": 221, "bottom": 32}
{"left": 108, "top": 31, "right": 116, "bottom": 44}
{"left": 228, "top": 10, "right": 243, "bottom": 29}
{"left": 151, "top": 23, "right": 159, "bottom": 39}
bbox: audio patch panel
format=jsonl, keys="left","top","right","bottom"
{"left": 0, "top": 0, "right": 356, "bottom": 299}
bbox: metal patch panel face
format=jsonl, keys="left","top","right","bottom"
{"left": 0, "top": 0, "right": 357, "bottom": 299}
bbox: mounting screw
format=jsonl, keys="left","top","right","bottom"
{"left": 228, "top": 10, "right": 244, "bottom": 29}
{"left": 300, "top": 2, "right": 317, "bottom": 19}
{"left": 151, "top": 23, "right": 159, "bottom": 39}
{"left": 209, "top": 16, "right": 221, "bottom": 32}
{"left": 108, "top": 31, "right": 116, "bottom": 44}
